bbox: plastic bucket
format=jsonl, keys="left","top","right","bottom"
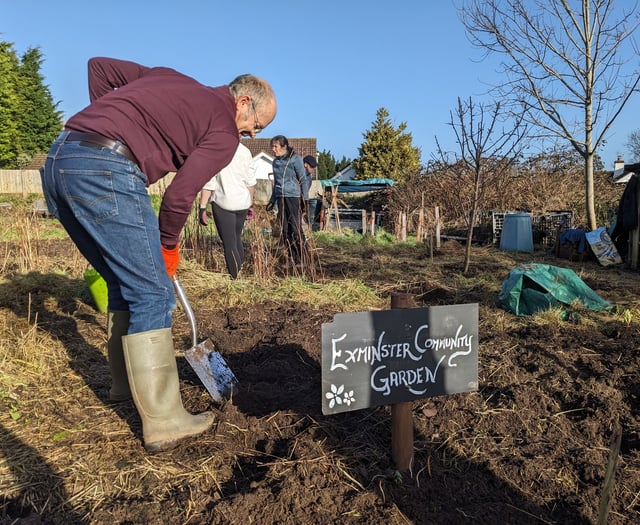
{"left": 500, "top": 213, "right": 534, "bottom": 253}
{"left": 83, "top": 268, "right": 108, "bottom": 313}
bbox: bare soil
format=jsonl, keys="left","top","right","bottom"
{"left": 2, "top": 237, "right": 640, "bottom": 524}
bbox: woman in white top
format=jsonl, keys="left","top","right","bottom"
{"left": 199, "top": 143, "right": 256, "bottom": 278}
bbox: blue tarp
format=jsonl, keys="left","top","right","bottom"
{"left": 320, "top": 178, "right": 394, "bottom": 193}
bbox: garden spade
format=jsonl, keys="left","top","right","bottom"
{"left": 172, "top": 277, "right": 238, "bottom": 402}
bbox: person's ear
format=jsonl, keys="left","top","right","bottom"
{"left": 236, "top": 95, "right": 251, "bottom": 109}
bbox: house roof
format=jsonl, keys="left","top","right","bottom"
{"left": 613, "top": 162, "right": 640, "bottom": 184}
{"left": 333, "top": 163, "right": 356, "bottom": 181}
{"left": 241, "top": 138, "right": 316, "bottom": 160}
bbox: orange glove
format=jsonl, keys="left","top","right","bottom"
{"left": 161, "top": 244, "right": 180, "bottom": 278}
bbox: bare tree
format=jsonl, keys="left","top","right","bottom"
{"left": 625, "top": 129, "right": 640, "bottom": 162}
{"left": 435, "top": 97, "right": 528, "bottom": 274}
{"left": 460, "top": 0, "right": 640, "bottom": 230}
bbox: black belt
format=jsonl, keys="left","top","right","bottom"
{"left": 64, "top": 131, "right": 137, "bottom": 164}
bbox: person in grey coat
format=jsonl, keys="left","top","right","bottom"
{"left": 267, "top": 135, "right": 308, "bottom": 264}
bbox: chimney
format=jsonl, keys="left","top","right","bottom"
{"left": 614, "top": 156, "right": 625, "bottom": 172}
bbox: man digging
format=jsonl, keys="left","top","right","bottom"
{"left": 40, "top": 57, "right": 277, "bottom": 452}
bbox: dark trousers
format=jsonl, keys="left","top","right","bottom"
{"left": 211, "top": 202, "right": 248, "bottom": 279}
{"left": 277, "top": 196, "right": 307, "bottom": 263}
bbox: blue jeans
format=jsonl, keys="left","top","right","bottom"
{"left": 40, "top": 132, "right": 175, "bottom": 333}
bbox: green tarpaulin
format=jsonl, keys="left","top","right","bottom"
{"left": 499, "top": 263, "right": 612, "bottom": 316}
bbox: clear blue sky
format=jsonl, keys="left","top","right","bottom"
{"left": 3, "top": 0, "right": 639, "bottom": 168}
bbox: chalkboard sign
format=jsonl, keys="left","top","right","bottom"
{"left": 321, "top": 304, "right": 478, "bottom": 415}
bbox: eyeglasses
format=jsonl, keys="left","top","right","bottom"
{"left": 250, "top": 98, "right": 263, "bottom": 133}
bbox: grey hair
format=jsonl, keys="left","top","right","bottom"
{"left": 228, "top": 74, "right": 274, "bottom": 110}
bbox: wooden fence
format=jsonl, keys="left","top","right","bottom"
{"left": 0, "top": 170, "right": 278, "bottom": 203}
{"left": 0, "top": 170, "right": 43, "bottom": 196}
{"left": 0, "top": 169, "right": 175, "bottom": 196}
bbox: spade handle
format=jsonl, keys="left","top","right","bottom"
{"left": 172, "top": 277, "right": 198, "bottom": 348}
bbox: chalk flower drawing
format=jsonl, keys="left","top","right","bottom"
{"left": 343, "top": 390, "right": 355, "bottom": 406}
{"left": 326, "top": 384, "right": 344, "bottom": 408}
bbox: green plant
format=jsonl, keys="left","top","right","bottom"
{"left": 9, "top": 404, "right": 21, "bottom": 421}
{"left": 616, "top": 307, "right": 634, "bottom": 330}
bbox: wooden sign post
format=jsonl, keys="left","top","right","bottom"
{"left": 321, "top": 301, "right": 479, "bottom": 471}
{"left": 390, "top": 293, "right": 414, "bottom": 471}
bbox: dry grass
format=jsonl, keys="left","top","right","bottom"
{"left": 176, "top": 262, "right": 385, "bottom": 313}
{"left": 2, "top": 199, "right": 640, "bottom": 524}
{"left": 182, "top": 204, "right": 323, "bottom": 283}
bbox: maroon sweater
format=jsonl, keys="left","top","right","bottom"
{"left": 66, "top": 57, "right": 240, "bottom": 246}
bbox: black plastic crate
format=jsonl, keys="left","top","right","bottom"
{"left": 491, "top": 210, "right": 573, "bottom": 246}
{"left": 531, "top": 211, "right": 573, "bottom": 246}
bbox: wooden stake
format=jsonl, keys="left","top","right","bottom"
{"left": 435, "top": 206, "right": 441, "bottom": 249}
{"left": 597, "top": 421, "right": 622, "bottom": 525}
{"left": 417, "top": 192, "right": 425, "bottom": 241}
{"left": 429, "top": 233, "right": 433, "bottom": 262}
{"left": 390, "top": 292, "right": 414, "bottom": 472}
{"left": 328, "top": 186, "right": 341, "bottom": 233}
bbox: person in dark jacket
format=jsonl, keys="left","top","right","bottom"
{"left": 267, "top": 135, "right": 308, "bottom": 265}
{"left": 40, "top": 57, "right": 277, "bottom": 452}
{"left": 302, "top": 155, "right": 317, "bottom": 225}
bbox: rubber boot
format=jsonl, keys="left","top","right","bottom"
{"left": 107, "top": 310, "right": 132, "bottom": 401}
{"left": 122, "top": 328, "right": 215, "bottom": 452}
